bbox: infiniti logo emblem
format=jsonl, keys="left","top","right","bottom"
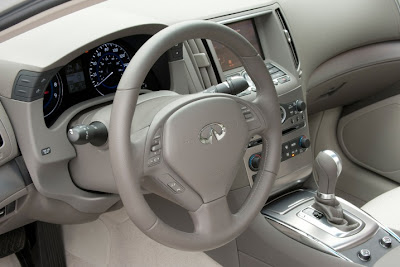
{"left": 199, "top": 123, "right": 226, "bottom": 144}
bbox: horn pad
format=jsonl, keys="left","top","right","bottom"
{"left": 163, "top": 97, "right": 249, "bottom": 203}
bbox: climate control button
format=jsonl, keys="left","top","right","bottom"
{"left": 295, "top": 100, "right": 306, "bottom": 112}
{"left": 249, "top": 153, "right": 261, "bottom": 171}
{"left": 299, "top": 136, "right": 311, "bottom": 149}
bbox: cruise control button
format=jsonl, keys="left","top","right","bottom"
{"left": 147, "top": 155, "right": 161, "bottom": 167}
{"left": 151, "top": 144, "right": 161, "bottom": 152}
{"left": 167, "top": 181, "right": 184, "bottom": 193}
{"left": 154, "top": 128, "right": 162, "bottom": 139}
{"left": 149, "top": 150, "right": 161, "bottom": 157}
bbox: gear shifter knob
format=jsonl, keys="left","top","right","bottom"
{"left": 314, "top": 150, "right": 342, "bottom": 197}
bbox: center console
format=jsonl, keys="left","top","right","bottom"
{"left": 262, "top": 190, "right": 400, "bottom": 266}
{"left": 261, "top": 150, "right": 400, "bottom": 266}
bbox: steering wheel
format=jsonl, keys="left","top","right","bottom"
{"left": 109, "top": 20, "right": 281, "bottom": 251}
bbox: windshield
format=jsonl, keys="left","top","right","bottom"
{"left": 0, "top": 0, "right": 69, "bottom": 32}
{"left": 0, "top": 0, "right": 29, "bottom": 15}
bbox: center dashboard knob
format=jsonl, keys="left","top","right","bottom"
{"left": 249, "top": 153, "right": 261, "bottom": 171}
{"left": 299, "top": 135, "right": 311, "bottom": 149}
{"left": 296, "top": 100, "right": 306, "bottom": 112}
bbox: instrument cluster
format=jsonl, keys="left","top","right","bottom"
{"left": 43, "top": 35, "right": 170, "bottom": 127}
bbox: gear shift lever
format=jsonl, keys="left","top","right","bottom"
{"left": 313, "top": 150, "right": 359, "bottom": 231}
{"left": 314, "top": 150, "right": 342, "bottom": 199}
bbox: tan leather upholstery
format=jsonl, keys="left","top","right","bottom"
{"left": 362, "top": 187, "right": 400, "bottom": 236}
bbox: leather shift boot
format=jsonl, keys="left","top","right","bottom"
{"left": 313, "top": 195, "right": 359, "bottom": 232}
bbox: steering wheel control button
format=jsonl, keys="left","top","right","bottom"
{"left": 151, "top": 144, "right": 162, "bottom": 152}
{"left": 357, "top": 249, "right": 371, "bottom": 262}
{"left": 380, "top": 236, "right": 392, "bottom": 248}
{"left": 154, "top": 129, "right": 161, "bottom": 140}
{"left": 149, "top": 150, "right": 161, "bottom": 157}
{"left": 167, "top": 181, "right": 184, "bottom": 194}
{"left": 41, "top": 147, "right": 51, "bottom": 156}
{"left": 244, "top": 112, "right": 253, "bottom": 120}
{"left": 147, "top": 155, "right": 161, "bottom": 167}
{"left": 240, "top": 104, "right": 260, "bottom": 130}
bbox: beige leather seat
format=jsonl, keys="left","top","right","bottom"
{"left": 362, "top": 187, "right": 400, "bottom": 236}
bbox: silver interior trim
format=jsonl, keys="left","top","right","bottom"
{"left": 297, "top": 207, "right": 364, "bottom": 238}
{"left": 339, "top": 197, "right": 400, "bottom": 243}
{"left": 215, "top": 10, "right": 272, "bottom": 25}
{"left": 262, "top": 190, "right": 380, "bottom": 251}
{"left": 264, "top": 215, "right": 353, "bottom": 262}
{"left": 317, "top": 192, "right": 335, "bottom": 200}
{"left": 323, "top": 150, "right": 343, "bottom": 177}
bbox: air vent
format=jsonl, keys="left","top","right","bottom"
{"left": 275, "top": 8, "right": 299, "bottom": 69}
{"left": 185, "top": 39, "right": 218, "bottom": 90}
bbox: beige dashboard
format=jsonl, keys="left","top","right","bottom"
{"left": 0, "top": 0, "right": 399, "bottom": 235}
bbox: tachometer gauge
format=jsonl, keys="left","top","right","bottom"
{"left": 88, "top": 42, "right": 130, "bottom": 95}
{"left": 43, "top": 74, "right": 63, "bottom": 118}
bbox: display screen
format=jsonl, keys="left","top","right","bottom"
{"left": 65, "top": 59, "right": 86, "bottom": 93}
{"left": 213, "top": 19, "right": 264, "bottom": 72}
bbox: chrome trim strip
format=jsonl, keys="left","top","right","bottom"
{"left": 214, "top": 10, "right": 273, "bottom": 25}
{"left": 323, "top": 150, "right": 342, "bottom": 177}
{"left": 264, "top": 215, "right": 353, "bottom": 262}
{"left": 317, "top": 192, "right": 335, "bottom": 200}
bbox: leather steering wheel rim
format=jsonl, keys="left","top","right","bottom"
{"left": 109, "top": 20, "right": 282, "bottom": 251}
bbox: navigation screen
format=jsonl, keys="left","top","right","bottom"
{"left": 213, "top": 19, "right": 264, "bottom": 72}
{"left": 65, "top": 59, "right": 86, "bottom": 93}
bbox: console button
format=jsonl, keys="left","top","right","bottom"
{"left": 380, "top": 236, "right": 392, "bottom": 248}
{"left": 271, "top": 71, "right": 285, "bottom": 79}
{"left": 357, "top": 249, "right": 371, "bottom": 262}
{"left": 278, "top": 76, "right": 291, "bottom": 84}
{"left": 313, "top": 210, "right": 323, "bottom": 219}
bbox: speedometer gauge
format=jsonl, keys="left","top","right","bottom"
{"left": 88, "top": 43, "right": 130, "bottom": 95}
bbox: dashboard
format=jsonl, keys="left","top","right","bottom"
{"left": 0, "top": 0, "right": 398, "bottom": 253}
{"left": 43, "top": 35, "right": 170, "bottom": 126}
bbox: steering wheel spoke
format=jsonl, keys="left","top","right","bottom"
{"left": 235, "top": 99, "right": 268, "bottom": 138}
{"left": 190, "top": 197, "right": 234, "bottom": 236}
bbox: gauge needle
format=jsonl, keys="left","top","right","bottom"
{"left": 94, "top": 72, "right": 113, "bottom": 88}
